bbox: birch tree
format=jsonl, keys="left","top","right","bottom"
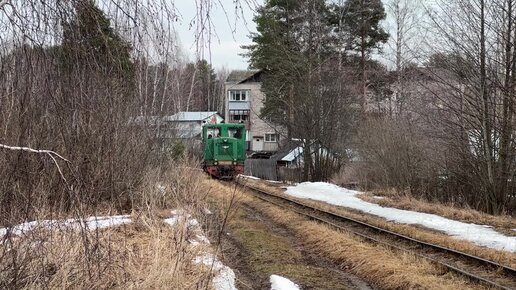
{"left": 386, "top": 0, "right": 422, "bottom": 115}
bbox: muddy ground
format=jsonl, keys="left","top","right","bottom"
{"left": 211, "top": 197, "right": 373, "bottom": 290}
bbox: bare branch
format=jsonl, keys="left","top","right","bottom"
{"left": 0, "top": 0, "right": 9, "bottom": 9}
{"left": 0, "top": 143, "right": 70, "bottom": 186}
{"left": 0, "top": 143, "right": 70, "bottom": 163}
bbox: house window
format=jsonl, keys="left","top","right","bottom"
{"left": 229, "top": 90, "right": 249, "bottom": 101}
{"left": 265, "top": 133, "right": 278, "bottom": 142}
{"left": 233, "top": 115, "right": 248, "bottom": 121}
{"left": 229, "top": 109, "right": 249, "bottom": 123}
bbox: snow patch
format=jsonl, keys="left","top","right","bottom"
{"left": 194, "top": 255, "right": 237, "bottom": 290}
{"left": 165, "top": 209, "right": 236, "bottom": 290}
{"left": 69, "top": 215, "right": 131, "bottom": 230}
{"left": 238, "top": 174, "right": 261, "bottom": 180}
{"left": 372, "top": 196, "right": 385, "bottom": 200}
{"left": 163, "top": 216, "right": 199, "bottom": 227}
{"left": 156, "top": 184, "right": 167, "bottom": 194}
{"left": 0, "top": 215, "right": 131, "bottom": 238}
{"left": 165, "top": 210, "right": 200, "bottom": 226}
{"left": 286, "top": 182, "right": 516, "bottom": 253}
{"left": 270, "top": 275, "right": 300, "bottom": 290}
{"left": 239, "top": 174, "right": 283, "bottom": 184}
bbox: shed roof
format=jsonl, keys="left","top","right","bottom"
{"left": 164, "top": 111, "right": 219, "bottom": 122}
{"left": 281, "top": 146, "right": 303, "bottom": 162}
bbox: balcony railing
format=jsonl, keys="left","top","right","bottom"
{"left": 228, "top": 101, "right": 250, "bottom": 111}
{"left": 228, "top": 109, "right": 251, "bottom": 129}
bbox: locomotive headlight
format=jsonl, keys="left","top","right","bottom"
{"left": 214, "top": 161, "right": 218, "bottom": 165}
{"left": 232, "top": 161, "right": 237, "bottom": 165}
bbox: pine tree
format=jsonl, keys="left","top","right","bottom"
{"left": 61, "top": 0, "right": 133, "bottom": 78}
{"left": 340, "top": 0, "right": 389, "bottom": 112}
{"left": 244, "top": 0, "right": 354, "bottom": 181}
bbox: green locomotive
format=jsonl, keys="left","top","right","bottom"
{"left": 202, "top": 123, "right": 246, "bottom": 179}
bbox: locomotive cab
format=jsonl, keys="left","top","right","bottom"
{"left": 202, "top": 123, "right": 246, "bottom": 179}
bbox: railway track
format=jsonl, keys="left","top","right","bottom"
{"left": 237, "top": 181, "right": 516, "bottom": 290}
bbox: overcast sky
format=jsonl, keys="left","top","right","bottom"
{"left": 171, "top": 0, "right": 419, "bottom": 71}
{"left": 173, "top": 1, "right": 262, "bottom": 70}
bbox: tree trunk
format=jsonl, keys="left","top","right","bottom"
{"left": 479, "top": 0, "right": 497, "bottom": 214}
{"left": 498, "top": 0, "right": 514, "bottom": 212}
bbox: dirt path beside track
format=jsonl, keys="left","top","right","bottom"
{"left": 215, "top": 198, "right": 373, "bottom": 290}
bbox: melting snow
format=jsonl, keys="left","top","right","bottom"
{"left": 0, "top": 215, "right": 131, "bottom": 238}
{"left": 156, "top": 184, "right": 167, "bottom": 194}
{"left": 165, "top": 209, "right": 201, "bottom": 227}
{"left": 165, "top": 209, "right": 236, "bottom": 290}
{"left": 163, "top": 216, "right": 199, "bottom": 227}
{"left": 238, "top": 174, "right": 261, "bottom": 180}
{"left": 286, "top": 182, "right": 516, "bottom": 253}
{"left": 239, "top": 175, "right": 283, "bottom": 184}
{"left": 270, "top": 275, "right": 300, "bottom": 290}
{"left": 194, "top": 255, "right": 237, "bottom": 290}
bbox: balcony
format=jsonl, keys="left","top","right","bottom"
{"left": 228, "top": 101, "right": 250, "bottom": 111}
{"left": 228, "top": 109, "right": 250, "bottom": 129}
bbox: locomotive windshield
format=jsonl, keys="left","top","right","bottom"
{"left": 203, "top": 123, "right": 245, "bottom": 141}
{"left": 206, "top": 128, "right": 220, "bottom": 138}
{"left": 229, "top": 127, "right": 242, "bottom": 139}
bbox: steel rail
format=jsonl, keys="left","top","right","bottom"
{"left": 238, "top": 182, "right": 516, "bottom": 290}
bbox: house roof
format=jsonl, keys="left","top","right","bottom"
{"left": 271, "top": 140, "right": 338, "bottom": 163}
{"left": 226, "top": 70, "right": 262, "bottom": 83}
{"left": 164, "top": 111, "right": 220, "bottom": 122}
{"left": 270, "top": 143, "right": 302, "bottom": 161}
{"left": 281, "top": 146, "right": 303, "bottom": 162}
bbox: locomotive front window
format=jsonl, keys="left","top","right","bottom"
{"left": 229, "top": 128, "right": 243, "bottom": 139}
{"left": 207, "top": 128, "right": 220, "bottom": 138}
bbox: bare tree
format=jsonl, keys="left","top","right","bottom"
{"left": 385, "top": 0, "right": 422, "bottom": 115}
{"left": 420, "top": 0, "right": 516, "bottom": 214}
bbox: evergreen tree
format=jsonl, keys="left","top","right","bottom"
{"left": 244, "top": 0, "right": 355, "bottom": 181}
{"left": 61, "top": 0, "right": 133, "bottom": 78}
{"left": 339, "top": 0, "right": 389, "bottom": 112}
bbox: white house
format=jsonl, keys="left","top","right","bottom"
{"left": 129, "top": 111, "right": 223, "bottom": 139}
{"left": 162, "top": 111, "right": 223, "bottom": 139}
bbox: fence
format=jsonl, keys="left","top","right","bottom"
{"left": 277, "top": 167, "right": 303, "bottom": 183}
{"left": 245, "top": 159, "right": 307, "bottom": 183}
{"left": 244, "top": 159, "right": 277, "bottom": 180}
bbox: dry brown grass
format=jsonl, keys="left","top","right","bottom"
{"left": 0, "top": 162, "right": 227, "bottom": 290}
{"left": 292, "top": 197, "right": 516, "bottom": 266}
{"left": 241, "top": 178, "right": 516, "bottom": 268}
{"left": 0, "top": 214, "right": 216, "bottom": 289}
{"left": 207, "top": 180, "right": 488, "bottom": 290}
